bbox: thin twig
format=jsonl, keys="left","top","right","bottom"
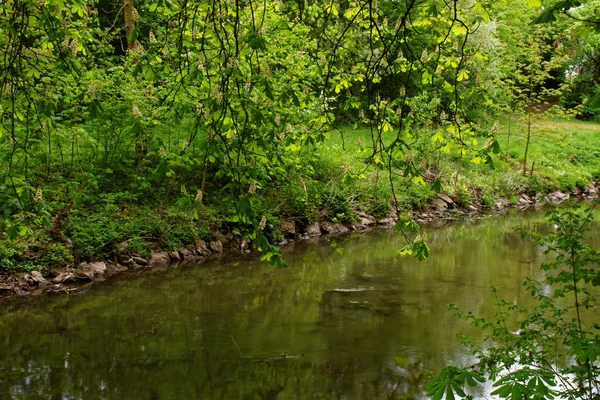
{"left": 231, "top": 335, "right": 243, "bottom": 357}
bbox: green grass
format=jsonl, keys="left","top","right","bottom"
{"left": 2, "top": 115, "right": 599, "bottom": 273}
{"left": 318, "top": 116, "right": 600, "bottom": 212}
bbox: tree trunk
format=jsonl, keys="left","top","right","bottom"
{"left": 124, "top": 0, "right": 135, "bottom": 50}
{"left": 522, "top": 113, "right": 531, "bottom": 176}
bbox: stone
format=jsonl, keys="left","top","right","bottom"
{"left": 321, "top": 221, "right": 348, "bottom": 234}
{"left": 305, "top": 222, "right": 321, "bottom": 236}
{"left": 74, "top": 269, "right": 94, "bottom": 281}
{"left": 149, "top": 252, "right": 170, "bottom": 268}
{"left": 179, "top": 248, "right": 196, "bottom": 258}
{"left": 360, "top": 215, "right": 377, "bottom": 226}
{"left": 52, "top": 272, "right": 76, "bottom": 284}
{"left": 281, "top": 219, "right": 296, "bottom": 237}
{"left": 195, "top": 240, "right": 212, "bottom": 256}
{"left": 495, "top": 198, "right": 509, "bottom": 209}
{"left": 111, "top": 264, "right": 130, "bottom": 273}
{"left": 168, "top": 251, "right": 181, "bottom": 262}
{"left": 438, "top": 194, "right": 454, "bottom": 205}
{"left": 30, "top": 271, "right": 47, "bottom": 285}
{"left": 430, "top": 197, "right": 448, "bottom": 212}
{"left": 377, "top": 218, "right": 396, "bottom": 226}
{"left": 0, "top": 284, "right": 14, "bottom": 292}
{"left": 547, "top": 190, "right": 569, "bottom": 205}
{"left": 48, "top": 267, "right": 66, "bottom": 278}
{"left": 88, "top": 261, "right": 107, "bottom": 276}
{"left": 130, "top": 256, "right": 148, "bottom": 266}
{"left": 241, "top": 238, "right": 251, "bottom": 251}
{"left": 117, "top": 255, "right": 136, "bottom": 267}
{"left": 209, "top": 240, "right": 223, "bottom": 253}
{"left": 588, "top": 183, "right": 597, "bottom": 195}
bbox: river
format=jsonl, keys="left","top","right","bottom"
{"left": 1, "top": 209, "right": 597, "bottom": 399}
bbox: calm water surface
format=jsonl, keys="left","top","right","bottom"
{"left": 1, "top": 210, "right": 598, "bottom": 399}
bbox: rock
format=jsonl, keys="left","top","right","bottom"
{"left": 518, "top": 196, "right": 531, "bottom": 206}
{"left": 209, "top": 240, "right": 223, "bottom": 253}
{"left": 430, "top": 197, "right": 448, "bottom": 213}
{"left": 438, "top": 194, "right": 454, "bottom": 205}
{"left": 469, "top": 205, "right": 479, "bottom": 212}
{"left": 214, "top": 231, "right": 229, "bottom": 244}
{"left": 111, "top": 264, "right": 129, "bottom": 273}
{"left": 281, "top": 219, "right": 296, "bottom": 237}
{"left": 168, "top": 251, "right": 182, "bottom": 262}
{"left": 588, "top": 183, "right": 597, "bottom": 196}
{"left": 377, "top": 217, "right": 396, "bottom": 226}
{"left": 547, "top": 190, "right": 569, "bottom": 205}
{"left": 305, "top": 222, "right": 321, "bottom": 236}
{"left": 495, "top": 198, "right": 509, "bottom": 210}
{"left": 195, "top": 240, "right": 212, "bottom": 256}
{"left": 336, "top": 223, "right": 349, "bottom": 233}
{"left": 149, "top": 252, "right": 170, "bottom": 268}
{"left": 321, "top": 221, "right": 349, "bottom": 234}
{"left": 130, "top": 256, "right": 148, "bottom": 266}
{"left": 179, "top": 248, "right": 196, "bottom": 259}
{"left": 179, "top": 248, "right": 205, "bottom": 264}
{"left": 52, "top": 272, "right": 76, "bottom": 284}
{"left": 30, "top": 271, "right": 47, "bottom": 286}
{"left": 241, "top": 238, "right": 251, "bottom": 251}
{"left": 117, "top": 255, "right": 136, "bottom": 267}
{"left": 360, "top": 215, "right": 377, "bottom": 226}
{"left": 74, "top": 269, "right": 94, "bottom": 281}
{"left": 0, "top": 285, "right": 14, "bottom": 292}
{"left": 88, "top": 261, "right": 107, "bottom": 276}
{"left": 48, "top": 267, "right": 66, "bottom": 278}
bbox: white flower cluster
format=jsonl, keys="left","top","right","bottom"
{"left": 34, "top": 188, "right": 44, "bottom": 203}
{"left": 132, "top": 105, "right": 143, "bottom": 119}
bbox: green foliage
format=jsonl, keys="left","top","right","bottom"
{"left": 68, "top": 205, "right": 209, "bottom": 261}
{"left": 428, "top": 203, "right": 600, "bottom": 399}
{"left": 0, "top": 0, "right": 599, "bottom": 271}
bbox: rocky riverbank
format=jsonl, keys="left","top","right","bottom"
{"left": 1, "top": 184, "right": 596, "bottom": 301}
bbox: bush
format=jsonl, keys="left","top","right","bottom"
{"left": 428, "top": 204, "right": 600, "bottom": 400}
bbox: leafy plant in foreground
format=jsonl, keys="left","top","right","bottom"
{"left": 427, "top": 203, "right": 600, "bottom": 399}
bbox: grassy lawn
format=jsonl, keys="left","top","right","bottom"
{"left": 319, "top": 116, "right": 600, "bottom": 211}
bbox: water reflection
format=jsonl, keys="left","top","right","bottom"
{"left": 1, "top": 209, "right": 599, "bottom": 399}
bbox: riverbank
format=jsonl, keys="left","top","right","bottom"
{"left": 0, "top": 183, "right": 595, "bottom": 300}
{"left": 1, "top": 117, "right": 600, "bottom": 299}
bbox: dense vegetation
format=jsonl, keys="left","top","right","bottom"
{"left": 428, "top": 204, "right": 600, "bottom": 399}
{"left": 2, "top": 0, "right": 600, "bottom": 398}
{"left": 1, "top": 0, "right": 600, "bottom": 269}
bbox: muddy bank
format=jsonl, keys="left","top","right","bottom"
{"left": 1, "top": 185, "right": 596, "bottom": 301}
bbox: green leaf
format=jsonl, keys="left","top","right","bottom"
{"left": 128, "top": 26, "right": 139, "bottom": 44}
{"left": 585, "top": 92, "right": 600, "bottom": 109}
